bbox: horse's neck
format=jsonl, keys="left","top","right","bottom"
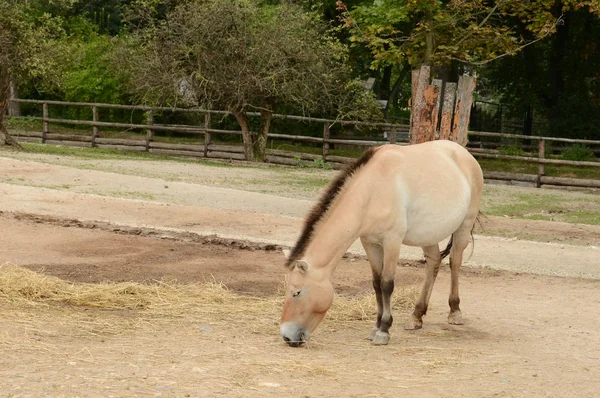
{"left": 303, "top": 184, "right": 367, "bottom": 274}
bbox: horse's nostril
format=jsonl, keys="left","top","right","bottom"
{"left": 283, "top": 336, "right": 291, "bottom": 343}
{"left": 299, "top": 333, "right": 305, "bottom": 341}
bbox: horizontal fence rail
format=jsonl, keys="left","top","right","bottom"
{"left": 5, "top": 99, "right": 600, "bottom": 191}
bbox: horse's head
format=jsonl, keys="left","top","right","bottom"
{"left": 280, "top": 254, "right": 334, "bottom": 347}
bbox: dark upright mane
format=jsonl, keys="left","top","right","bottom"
{"left": 284, "top": 147, "right": 378, "bottom": 268}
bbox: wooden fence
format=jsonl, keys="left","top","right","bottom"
{"left": 6, "top": 99, "right": 600, "bottom": 191}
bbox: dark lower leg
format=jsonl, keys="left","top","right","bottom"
{"left": 379, "top": 279, "right": 394, "bottom": 334}
{"left": 372, "top": 272, "right": 383, "bottom": 328}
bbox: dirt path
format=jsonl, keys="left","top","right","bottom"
{"left": 1, "top": 215, "right": 600, "bottom": 397}
{"left": 1, "top": 180, "right": 599, "bottom": 278}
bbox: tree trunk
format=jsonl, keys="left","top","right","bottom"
{"left": 386, "top": 61, "right": 410, "bottom": 117}
{"left": 231, "top": 110, "right": 254, "bottom": 161}
{"left": 0, "top": 66, "right": 23, "bottom": 149}
{"left": 253, "top": 110, "right": 272, "bottom": 162}
{"left": 8, "top": 80, "right": 20, "bottom": 117}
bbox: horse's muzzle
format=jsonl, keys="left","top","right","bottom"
{"left": 280, "top": 323, "right": 309, "bottom": 347}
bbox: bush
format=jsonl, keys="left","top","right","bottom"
{"left": 561, "top": 144, "right": 596, "bottom": 162}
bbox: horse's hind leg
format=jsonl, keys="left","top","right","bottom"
{"left": 447, "top": 224, "right": 472, "bottom": 325}
{"left": 405, "top": 244, "right": 441, "bottom": 330}
{"left": 361, "top": 238, "right": 384, "bottom": 341}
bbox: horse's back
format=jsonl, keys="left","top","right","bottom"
{"left": 364, "top": 141, "right": 483, "bottom": 247}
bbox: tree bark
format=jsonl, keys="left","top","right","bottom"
{"left": 8, "top": 79, "right": 20, "bottom": 117}
{"left": 231, "top": 110, "right": 254, "bottom": 161}
{"left": 0, "top": 66, "right": 23, "bottom": 149}
{"left": 253, "top": 110, "right": 272, "bottom": 162}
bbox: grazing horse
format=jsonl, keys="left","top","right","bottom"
{"left": 280, "top": 140, "right": 483, "bottom": 347}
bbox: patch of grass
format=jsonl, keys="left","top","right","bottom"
{"left": 561, "top": 144, "right": 596, "bottom": 162}
{"left": 14, "top": 143, "right": 246, "bottom": 169}
{"left": 482, "top": 187, "right": 600, "bottom": 225}
{"left": 477, "top": 158, "right": 600, "bottom": 180}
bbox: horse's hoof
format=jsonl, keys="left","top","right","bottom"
{"left": 448, "top": 311, "right": 464, "bottom": 325}
{"left": 404, "top": 316, "right": 423, "bottom": 330}
{"left": 366, "top": 327, "right": 378, "bottom": 341}
{"left": 371, "top": 331, "right": 390, "bottom": 345}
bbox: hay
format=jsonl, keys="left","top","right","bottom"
{"left": 0, "top": 264, "right": 417, "bottom": 331}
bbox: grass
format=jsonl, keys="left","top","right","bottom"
{"left": 477, "top": 158, "right": 600, "bottom": 180}
{"left": 481, "top": 185, "right": 600, "bottom": 225}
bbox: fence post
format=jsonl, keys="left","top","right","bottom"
{"left": 42, "top": 102, "right": 48, "bottom": 143}
{"left": 92, "top": 105, "right": 99, "bottom": 148}
{"left": 203, "top": 112, "right": 211, "bottom": 158}
{"left": 388, "top": 126, "right": 397, "bottom": 144}
{"left": 537, "top": 138, "right": 545, "bottom": 188}
{"left": 322, "top": 122, "right": 330, "bottom": 161}
{"left": 146, "top": 110, "right": 153, "bottom": 152}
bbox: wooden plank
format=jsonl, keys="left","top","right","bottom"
{"left": 468, "top": 130, "right": 600, "bottom": 145}
{"left": 388, "top": 126, "right": 398, "bottom": 144}
{"left": 452, "top": 75, "right": 477, "bottom": 146}
{"left": 326, "top": 155, "right": 354, "bottom": 163}
{"left": 537, "top": 139, "right": 545, "bottom": 188}
{"left": 46, "top": 134, "right": 93, "bottom": 142}
{"left": 207, "top": 151, "right": 246, "bottom": 161}
{"left": 42, "top": 102, "right": 48, "bottom": 143}
{"left": 45, "top": 140, "right": 91, "bottom": 148}
{"left": 327, "top": 138, "right": 384, "bottom": 146}
{"left": 204, "top": 113, "right": 211, "bottom": 157}
{"left": 207, "top": 144, "right": 244, "bottom": 153}
{"left": 540, "top": 176, "right": 600, "bottom": 188}
{"left": 322, "top": 123, "right": 330, "bottom": 160}
{"left": 149, "top": 148, "right": 204, "bottom": 158}
{"left": 472, "top": 152, "right": 600, "bottom": 167}
{"left": 431, "top": 79, "right": 442, "bottom": 139}
{"left": 267, "top": 149, "right": 322, "bottom": 161}
{"left": 483, "top": 171, "right": 538, "bottom": 182}
{"left": 409, "top": 65, "right": 431, "bottom": 144}
{"left": 14, "top": 136, "right": 42, "bottom": 143}
{"left": 410, "top": 69, "right": 420, "bottom": 133}
{"left": 13, "top": 98, "right": 409, "bottom": 129}
{"left": 96, "top": 144, "right": 147, "bottom": 151}
{"left": 10, "top": 130, "right": 42, "bottom": 138}
{"left": 439, "top": 82, "right": 456, "bottom": 140}
{"left": 150, "top": 142, "right": 203, "bottom": 151}
{"left": 146, "top": 110, "right": 153, "bottom": 151}
{"left": 96, "top": 138, "right": 147, "bottom": 146}
{"left": 92, "top": 105, "right": 99, "bottom": 147}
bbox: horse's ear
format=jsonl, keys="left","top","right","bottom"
{"left": 282, "top": 249, "right": 291, "bottom": 259}
{"left": 296, "top": 260, "right": 308, "bottom": 273}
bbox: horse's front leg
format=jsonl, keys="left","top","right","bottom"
{"left": 371, "top": 241, "right": 401, "bottom": 346}
{"left": 360, "top": 238, "right": 383, "bottom": 341}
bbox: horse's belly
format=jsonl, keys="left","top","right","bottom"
{"left": 401, "top": 192, "right": 470, "bottom": 247}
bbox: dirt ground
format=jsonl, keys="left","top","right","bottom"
{"left": 1, "top": 215, "right": 600, "bottom": 397}
{"left": 1, "top": 151, "right": 600, "bottom": 397}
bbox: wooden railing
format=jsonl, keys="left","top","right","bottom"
{"left": 6, "top": 99, "right": 600, "bottom": 190}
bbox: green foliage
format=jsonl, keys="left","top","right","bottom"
{"left": 561, "top": 144, "right": 596, "bottom": 162}
{"left": 62, "top": 35, "right": 129, "bottom": 104}
{"left": 339, "top": 0, "right": 600, "bottom": 70}
{"left": 498, "top": 144, "right": 527, "bottom": 157}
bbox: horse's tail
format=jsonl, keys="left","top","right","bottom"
{"left": 440, "top": 235, "right": 453, "bottom": 260}
{"left": 440, "top": 211, "right": 484, "bottom": 261}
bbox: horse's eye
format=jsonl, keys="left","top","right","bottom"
{"left": 292, "top": 290, "right": 301, "bottom": 297}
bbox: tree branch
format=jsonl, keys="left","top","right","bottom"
{"left": 451, "top": 14, "right": 564, "bottom": 66}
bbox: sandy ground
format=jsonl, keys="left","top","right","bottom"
{"left": 0, "top": 156, "right": 599, "bottom": 278}
{"left": 1, "top": 215, "right": 600, "bottom": 397}
{"left": 1, "top": 151, "right": 600, "bottom": 396}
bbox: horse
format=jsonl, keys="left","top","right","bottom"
{"left": 279, "top": 140, "right": 484, "bottom": 347}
